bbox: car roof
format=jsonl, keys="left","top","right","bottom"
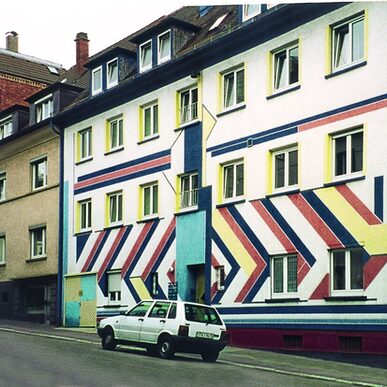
{"left": 140, "top": 299, "right": 215, "bottom": 308}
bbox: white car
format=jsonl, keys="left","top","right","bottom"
{"left": 97, "top": 300, "right": 228, "bottom": 362}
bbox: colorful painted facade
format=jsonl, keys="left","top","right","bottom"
{"left": 58, "top": 3, "right": 387, "bottom": 354}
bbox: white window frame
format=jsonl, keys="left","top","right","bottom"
{"left": 35, "top": 95, "right": 53, "bottom": 123}
{"left": 31, "top": 157, "right": 47, "bottom": 191}
{"left": 222, "top": 160, "right": 244, "bottom": 201}
{"left": 0, "top": 172, "right": 6, "bottom": 201}
{"left": 222, "top": 66, "right": 245, "bottom": 111}
{"left": 215, "top": 266, "right": 225, "bottom": 291}
{"left": 0, "top": 116, "right": 12, "bottom": 139}
{"left": 108, "top": 117, "right": 124, "bottom": 151}
{"left": 92, "top": 66, "right": 103, "bottom": 95}
{"left": 107, "top": 58, "right": 118, "bottom": 89}
{"left": 142, "top": 182, "right": 158, "bottom": 218}
{"left": 242, "top": 4, "right": 261, "bottom": 21}
{"left": 332, "top": 14, "right": 365, "bottom": 72}
{"left": 139, "top": 40, "right": 153, "bottom": 73}
{"left": 79, "top": 127, "right": 92, "bottom": 161}
{"left": 151, "top": 272, "right": 159, "bottom": 296}
{"left": 272, "top": 43, "right": 299, "bottom": 91}
{"left": 108, "top": 191, "right": 123, "bottom": 226}
{"left": 179, "top": 172, "right": 199, "bottom": 209}
{"left": 79, "top": 199, "right": 92, "bottom": 232}
{"left": 158, "top": 30, "right": 171, "bottom": 64}
{"left": 30, "top": 226, "right": 46, "bottom": 259}
{"left": 108, "top": 271, "right": 122, "bottom": 305}
{"left": 331, "top": 128, "right": 363, "bottom": 181}
{"left": 272, "top": 145, "right": 298, "bottom": 192}
{"left": 0, "top": 235, "right": 5, "bottom": 264}
{"left": 271, "top": 255, "right": 298, "bottom": 298}
{"left": 330, "top": 249, "right": 364, "bottom": 295}
{"left": 179, "top": 86, "right": 198, "bottom": 125}
{"left": 142, "top": 102, "right": 158, "bottom": 139}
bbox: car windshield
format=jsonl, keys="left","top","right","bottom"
{"left": 184, "top": 304, "right": 223, "bottom": 325}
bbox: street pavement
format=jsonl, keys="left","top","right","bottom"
{"left": 0, "top": 319, "right": 386, "bottom": 387}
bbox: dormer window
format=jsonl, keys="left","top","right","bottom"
{"left": 158, "top": 30, "right": 171, "bottom": 64}
{"left": 0, "top": 117, "right": 12, "bottom": 139}
{"left": 140, "top": 40, "right": 152, "bottom": 73}
{"left": 242, "top": 4, "right": 262, "bottom": 21}
{"left": 107, "top": 58, "right": 118, "bottom": 88}
{"left": 36, "top": 96, "right": 53, "bottom": 123}
{"left": 92, "top": 66, "right": 103, "bottom": 95}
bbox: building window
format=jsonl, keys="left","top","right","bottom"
{"left": 151, "top": 272, "right": 159, "bottom": 296}
{"left": 78, "top": 127, "right": 92, "bottom": 161}
{"left": 108, "top": 271, "right": 121, "bottom": 305}
{"left": 332, "top": 128, "right": 363, "bottom": 179}
{"left": 141, "top": 102, "right": 158, "bottom": 140}
{"left": 140, "top": 40, "right": 152, "bottom": 72}
{"left": 78, "top": 199, "right": 92, "bottom": 232}
{"left": 92, "top": 66, "right": 102, "bottom": 95}
{"left": 272, "top": 255, "right": 298, "bottom": 296}
{"left": 222, "top": 67, "right": 244, "bottom": 110}
{"left": 272, "top": 146, "right": 298, "bottom": 191}
{"left": 215, "top": 266, "right": 225, "bottom": 291}
{"left": 222, "top": 160, "right": 244, "bottom": 200}
{"left": 273, "top": 43, "right": 299, "bottom": 91}
{"left": 31, "top": 157, "right": 47, "bottom": 190}
{"left": 0, "top": 235, "right": 5, "bottom": 264}
{"left": 158, "top": 30, "right": 171, "bottom": 64}
{"left": 142, "top": 182, "right": 158, "bottom": 218}
{"left": 107, "top": 58, "right": 118, "bottom": 88}
{"left": 108, "top": 117, "right": 124, "bottom": 151}
{"left": 180, "top": 172, "right": 198, "bottom": 209}
{"left": 107, "top": 191, "right": 123, "bottom": 225}
{"left": 0, "top": 117, "right": 12, "bottom": 139}
{"left": 332, "top": 14, "right": 364, "bottom": 71}
{"left": 242, "top": 4, "right": 261, "bottom": 21}
{"left": 0, "top": 172, "right": 6, "bottom": 201}
{"left": 180, "top": 86, "right": 198, "bottom": 125}
{"left": 331, "top": 249, "right": 363, "bottom": 293}
{"left": 36, "top": 96, "right": 53, "bottom": 123}
{"left": 30, "top": 227, "right": 46, "bottom": 259}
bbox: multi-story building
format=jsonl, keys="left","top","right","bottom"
{"left": 56, "top": 3, "right": 387, "bottom": 354}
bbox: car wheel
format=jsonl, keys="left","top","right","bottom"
{"left": 157, "top": 335, "right": 174, "bottom": 359}
{"left": 146, "top": 346, "right": 158, "bottom": 357}
{"left": 102, "top": 328, "right": 117, "bottom": 351}
{"left": 201, "top": 350, "right": 219, "bottom": 362}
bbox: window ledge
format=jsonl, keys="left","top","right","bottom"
{"left": 75, "top": 157, "right": 93, "bottom": 166}
{"left": 325, "top": 60, "right": 367, "bottom": 79}
{"left": 174, "top": 119, "right": 200, "bottom": 131}
{"left": 104, "top": 146, "right": 124, "bottom": 156}
{"left": 74, "top": 230, "right": 92, "bottom": 236}
{"left": 216, "top": 199, "right": 246, "bottom": 208}
{"left": 266, "top": 188, "right": 300, "bottom": 199}
{"left": 136, "top": 216, "right": 161, "bottom": 224}
{"left": 265, "top": 298, "right": 300, "bottom": 303}
{"left": 324, "top": 296, "right": 368, "bottom": 302}
{"left": 137, "top": 134, "right": 160, "bottom": 145}
{"left": 175, "top": 207, "right": 199, "bottom": 216}
{"left": 104, "top": 223, "right": 124, "bottom": 230}
{"left": 0, "top": 263, "right": 6, "bottom": 268}
{"left": 266, "top": 84, "right": 301, "bottom": 100}
{"left": 217, "top": 104, "right": 246, "bottom": 118}
{"left": 324, "top": 175, "right": 365, "bottom": 188}
{"left": 26, "top": 256, "right": 47, "bottom": 263}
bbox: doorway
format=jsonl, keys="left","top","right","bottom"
{"left": 187, "top": 264, "right": 205, "bottom": 304}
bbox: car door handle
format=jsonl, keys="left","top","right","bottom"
{"left": 138, "top": 318, "right": 144, "bottom": 322}
{"left": 160, "top": 319, "right": 166, "bottom": 323}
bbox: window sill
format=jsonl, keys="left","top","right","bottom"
{"left": 216, "top": 199, "right": 246, "bottom": 208}
{"left": 324, "top": 296, "right": 368, "bottom": 302}
{"left": 136, "top": 216, "right": 161, "bottom": 224}
{"left": 175, "top": 206, "right": 199, "bottom": 216}
{"left": 265, "top": 298, "right": 300, "bottom": 303}
{"left": 325, "top": 60, "right": 367, "bottom": 79}
{"left": 26, "top": 256, "right": 47, "bottom": 263}
{"left": 104, "top": 146, "right": 124, "bottom": 156}
{"left": 266, "top": 188, "right": 300, "bottom": 199}
{"left": 0, "top": 263, "right": 6, "bottom": 268}
{"left": 266, "top": 84, "right": 301, "bottom": 100}
{"left": 174, "top": 119, "right": 200, "bottom": 131}
{"left": 74, "top": 230, "right": 92, "bottom": 236}
{"left": 104, "top": 223, "right": 124, "bottom": 230}
{"left": 137, "top": 134, "right": 160, "bottom": 145}
{"left": 324, "top": 175, "right": 365, "bottom": 188}
{"left": 75, "top": 157, "right": 93, "bottom": 165}
{"left": 216, "top": 104, "right": 246, "bottom": 118}
{"left": 32, "top": 185, "right": 48, "bottom": 193}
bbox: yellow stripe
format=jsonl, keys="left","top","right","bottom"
{"left": 213, "top": 210, "right": 255, "bottom": 275}
{"left": 266, "top": 150, "right": 273, "bottom": 195}
{"left": 130, "top": 277, "right": 151, "bottom": 300}
{"left": 316, "top": 187, "right": 387, "bottom": 255}
{"left": 325, "top": 25, "right": 332, "bottom": 75}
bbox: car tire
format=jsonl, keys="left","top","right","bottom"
{"left": 101, "top": 328, "right": 117, "bottom": 351}
{"left": 146, "top": 346, "right": 158, "bottom": 357}
{"left": 201, "top": 350, "right": 219, "bottom": 362}
{"left": 157, "top": 335, "right": 174, "bottom": 359}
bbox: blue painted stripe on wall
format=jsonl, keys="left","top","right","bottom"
{"left": 374, "top": 176, "right": 384, "bottom": 221}
{"left": 85, "top": 229, "right": 111, "bottom": 272}
{"left": 184, "top": 122, "right": 203, "bottom": 182}
{"left": 76, "top": 233, "right": 91, "bottom": 263}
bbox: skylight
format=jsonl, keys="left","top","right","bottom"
{"left": 209, "top": 13, "right": 228, "bottom": 31}
{"left": 47, "top": 65, "right": 59, "bottom": 75}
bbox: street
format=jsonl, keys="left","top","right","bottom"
{"left": 0, "top": 330, "right": 344, "bottom": 387}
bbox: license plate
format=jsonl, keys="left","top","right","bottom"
{"left": 196, "top": 332, "right": 214, "bottom": 339}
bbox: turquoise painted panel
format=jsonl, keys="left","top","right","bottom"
{"left": 81, "top": 274, "right": 96, "bottom": 301}
{"left": 65, "top": 301, "right": 80, "bottom": 327}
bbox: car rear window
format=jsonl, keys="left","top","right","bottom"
{"left": 184, "top": 304, "right": 222, "bottom": 325}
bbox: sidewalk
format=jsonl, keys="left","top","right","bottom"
{"left": 1, "top": 319, "right": 386, "bottom": 386}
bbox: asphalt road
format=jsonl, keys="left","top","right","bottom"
{"left": 0, "top": 330, "right": 344, "bottom": 387}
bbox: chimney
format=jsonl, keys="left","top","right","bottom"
{"left": 75, "top": 32, "right": 89, "bottom": 73}
{"left": 6, "top": 31, "right": 18, "bottom": 52}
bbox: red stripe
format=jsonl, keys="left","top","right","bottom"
{"left": 121, "top": 222, "right": 153, "bottom": 279}
{"left": 336, "top": 185, "right": 382, "bottom": 225}
{"left": 211, "top": 254, "right": 221, "bottom": 267}
{"left": 81, "top": 231, "right": 105, "bottom": 272}
{"left": 364, "top": 255, "right": 387, "bottom": 289}
{"left": 289, "top": 193, "right": 343, "bottom": 248}
{"left": 167, "top": 261, "right": 175, "bottom": 283}
{"left": 210, "top": 282, "right": 218, "bottom": 300}
{"left": 297, "top": 255, "right": 310, "bottom": 285}
{"left": 309, "top": 273, "right": 330, "bottom": 300}
{"left": 141, "top": 218, "right": 176, "bottom": 281}
{"left": 75, "top": 155, "right": 171, "bottom": 190}
{"left": 251, "top": 201, "right": 296, "bottom": 253}
{"left": 235, "top": 266, "right": 262, "bottom": 303}
{"left": 97, "top": 227, "right": 127, "bottom": 282}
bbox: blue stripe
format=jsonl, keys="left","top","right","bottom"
{"left": 374, "top": 176, "right": 384, "bottom": 221}
{"left": 74, "top": 164, "right": 171, "bottom": 195}
{"left": 128, "top": 280, "right": 141, "bottom": 304}
{"left": 86, "top": 230, "right": 111, "bottom": 272}
{"left": 78, "top": 149, "right": 171, "bottom": 182}
{"left": 261, "top": 198, "right": 316, "bottom": 266}
{"left": 76, "top": 233, "right": 91, "bottom": 263}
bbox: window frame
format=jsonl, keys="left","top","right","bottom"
{"left": 107, "top": 271, "right": 122, "bottom": 305}
{"left": 107, "top": 58, "right": 118, "bottom": 89}
{"left": 272, "top": 145, "right": 298, "bottom": 192}
{"left": 221, "top": 66, "right": 245, "bottom": 111}
{"left": 0, "top": 116, "right": 12, "bottom": 139}
{"left": 139, "top": 40, "right": 153, "bottom": 73}
{"left": 141, "top": 102, "right": 159, "bottom": 140}
{"left": 92, "top": 66, "right": 103, "bottom": 95}
{"left": 31, "top": 157, "right": 47, "bottom": 191}
{"left": 271, "top": 255, "right": 298, "bottom": 298}
{"left": 107, "top": 116, "right": 124, "bottom": 151}
{"left": 141, "top": 182, "right": 159, "bottom": 219}
{"left": 179, "top": 172, "right": 199, "bottom": 209}
{"left": 107, "top": 191, "right": 123, "bottom": 226}
{"left": 0, "top": 234, "right": 5, "bottom": 264}
{"left": 221, "top": 160, "right": 244, "bottom": 202}
{"left": 242, "top": 4, "right": 261, "bottom": 21}
{"left": 78, "top": 127, "right": 92, "bottom": 161}
{"left": 157, "top": 30, "right": 171, "bottom": 64}
{"left": 151, "top": 272, "right": 159, "bottom": 296}
{"left": 78, "top": 198, "right": 92, "bottom": 232}
{"left": 0, "top": 172, "right": 6, "bottom": 201}
{"left": 35, "top": 95, "right": 53, "bottom": 123}
{"left": 272, "top": 42, "right": 299, "bottom": 92}
{"left": 30, "top": 226, "right": 46, "bottom": 259}
{"left": 215, "top": 266, "right": 225, "bottom": 291}
{"left": 179, "top": 86, "right": 198, "bottom": 126}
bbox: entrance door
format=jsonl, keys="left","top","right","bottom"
{"left": 188, "top": 264, "right": 205, "bottom": 304}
